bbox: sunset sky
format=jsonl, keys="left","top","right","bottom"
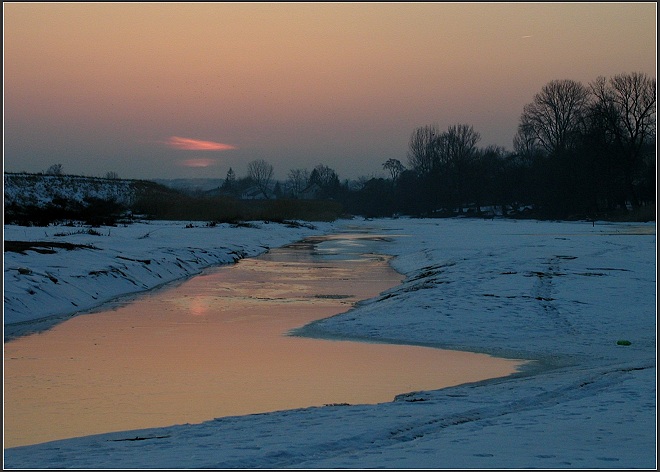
{"left": 4, "top": 2, "right": 656, "bottom": 181}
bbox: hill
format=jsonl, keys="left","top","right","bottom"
{"left": 3, "top": 172, "right": 343, "bottom": 224}
{"left": 3, "top": 172, "right": 180, "bottom": 225}
{"left": 151, "top": 178, "right": 225, "bottom": 194}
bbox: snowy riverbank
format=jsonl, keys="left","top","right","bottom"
{"left": 3, "top": 220, "right": 333, "bottom": 339}
{"left": 3, "top": 217, "right": 656, "bottom": 469}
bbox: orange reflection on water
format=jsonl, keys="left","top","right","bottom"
{"left": 4, "top": 235, "right": 525, "bottom": 448}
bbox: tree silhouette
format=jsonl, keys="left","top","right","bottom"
{"left": 407, "top": 124, "right": 440, "bottom": 176}
{"left": 589, "top": 72, "right": 656, "bottom": 207}
{"left": 383, "top": 158, "right": 405, "bottom": 184}
{"left": 247, "top": 159, "right": 274, "bottom": 199}
{"left": 309, "top": 164, "right": 340, "bottom": 198}
{"left": 45, "top": 164, "right": 63, "bottom": 175}
{"left": 519, "top": 79, "right": 590, "bottom": 157}
{"left": 286, "top": 168, "right": 309, "bottom": 198}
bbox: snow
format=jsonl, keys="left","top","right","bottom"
{"left": 3, "top": 217, "right": 657, "bottom": 469}
{"left": 3, "top": 220, "right": 336, "bottom": 338}
{"left": 4, "top": 173, "right": 139, "bottom": 208}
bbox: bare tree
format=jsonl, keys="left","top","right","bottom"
{"left": 513, "top": 121, "right": 542, "bottom": 164}
{"left": 382, "top": 158, "right": 405, "bottom": 183}
{"left": 520, "top": 79, "right": 590, "bottom": 156}
{"left": 407, "top": 124, "right": 440, "bottom": 175}
{"left": 45, "top": 163, "right": 63, "bottom": 175}
{"left": 444, "top": 124, "right": 481, "bottom": 165}
{"left": 225, "top": 167, "right": 236, "bottom": 186}
{"left": 443, "top": 123, "right": 481, "bottom": 212}
{"left": 590, "top": 73, "right": 656, "bottom": 144}
{"left": 589, "top": 72, "right": 656, "bottom": 206}
{"left": 353, "top": 175, "right": 371, "bottom": 191}
{"left": 247, "top": 159, "right": 274, "bottom": 199}
{"left": 309, "top": 164, "right": 339, "bottom": 188}
{"left": 286, "top": 168, "right": 309, "bottom": 198}
{"left": 308, "top": 164, "right": 340, "bottom": 198}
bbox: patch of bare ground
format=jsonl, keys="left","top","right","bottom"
{"left": 4, "top": 241, "right": 98, "bottom": 254}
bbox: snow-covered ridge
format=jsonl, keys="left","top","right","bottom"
{"left": 4, "top": 172, "right": 155, "bottom": 208}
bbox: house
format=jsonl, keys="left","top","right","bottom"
{"left": 240, "top": 186, "right": 274, "bottom": 200}
{"left": 299, "top": 182, "right": 322, "bottom": 200}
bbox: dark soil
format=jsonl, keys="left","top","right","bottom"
{"left": 4, "top": 241, "right": 98, "bottom": 254}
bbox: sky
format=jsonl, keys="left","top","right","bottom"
{"left": 3, "top": 2, "right": 657, "bottom": 181}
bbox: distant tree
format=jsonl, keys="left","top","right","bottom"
{"left": 353, "top": 175, "right": 371, "bottom": 191}
{"left": 517, "top": 79, "right": 591, "bottom": 217}
{"left": 309, "top": 164, "right": 340, "bottom": 198}
{"left": 444, "top": 124, "right": 480, "bottom": 162}
{"left": 234, "top": 176, "right": 255, "bottom": 196}
{"left": 407, "top": 124, "right": 441, "bottom": 176}
{"left": 221, "top": 167, "right": 236, "bottom": 192}
{"left": 442, "top": 123, "right": 481, "bottom": 212}
{"left": 471, "top": 145, "right": 508, "bottom": 214}
{"left": 589, "top": 72, "right": 656, "bottom": 208}
{"left": 348, "top": 177, "right": 394, "bottom": 217}
{"left": 309, "top": 164, "right": 337, "bottom": 187}
{"left": 45, "top": 164, "right": 63, "bottom": 175}
{"left": 81, "top": 196, "right": 124, "bottom": 226}
{"left": 105, "top": 171, "right": 120, "bottom": 180}
{"left": 513, "top": 122, "right": 543, "bottom": 164}
{"left": 382, "top": 158, "right": 405, "bottom": 184}
{"left": 286, "top": 168, "right": 310, "bottom": 198}
{"left": 394, "top": 169, "right": 429, "bottom": 215}
{"left": 519, "top": 79, "right": 590, "bottom": 157}
{"left": 273, "top": 181, "right": 283, "bottom": 199}
{"left": 247, "top": 159, "right": 274, "bottom": 199}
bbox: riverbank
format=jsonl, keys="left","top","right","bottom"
{"left": 3, "top": 217, "right": 656, "bottom": 468}
{"left": 3, "top": 220, "right": 334, "bottom": 340}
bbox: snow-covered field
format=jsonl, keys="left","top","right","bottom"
{"left": 3, "top": 217, "right": 656, "bottom": 469}
{"left": 4, "top": 173, "right": 141, "bottom": 209}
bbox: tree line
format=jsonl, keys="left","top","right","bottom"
{"left": 225, "top": 72, "right": 654, "bottom": 221}
{"left": 17, "top": 72, "right": 653, "bottom": 223}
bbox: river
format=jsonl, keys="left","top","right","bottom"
{"left": 4, "top": 232, "right": 524, "bottom": 447}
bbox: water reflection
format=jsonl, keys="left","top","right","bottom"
{"left": 4, "top": 233, "right": 524, "bottom": 448}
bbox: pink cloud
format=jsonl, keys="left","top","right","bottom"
{"left": 178, "top": 158, "right": 218, "bottom": 168}
{"left": 166, "top": 136, "right": 237, "bottom": 151}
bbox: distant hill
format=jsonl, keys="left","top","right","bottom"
{"left": 3, "top": 172, "right": 344, "bottom": 224}
{"left": 151, "top": 178, "right": 224, "bottom": 193}
{"left": 4, "top": 172, "right": 181, "bottom": 225}
{"left": 4, "top": 172, "right": 173, "bottom": 209}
